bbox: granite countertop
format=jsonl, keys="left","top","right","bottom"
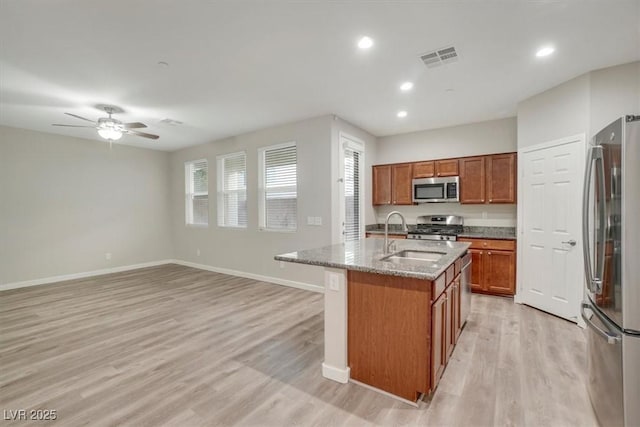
{"left": 275, "top": 238, "right": 470, "bottom": 281}
{"left": 365, "top": 224, "right": 516, "bottom": 240}
{"left": 458, "top": 226, "right": 517, "bottom": 240}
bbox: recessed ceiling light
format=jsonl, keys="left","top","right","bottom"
{"left": 397, "top": 111, "right": 408, "bottom": 118}
{"left": 357, "top": 36, "right": 374, "bottom": 49}
{"left": 535, "top": 46, "right": 555, "bottom": 57}
{"left": 400, "top": 82, "right": 414, "bottom": 92}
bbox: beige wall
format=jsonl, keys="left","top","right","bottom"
{"left": 517, "top": 61, "right": 640, "bottom": 150}
{"left": 377, "top": 117, "right": 517, "bottom": 163}
{"left": 169, "top": 115, "right": 334, "bottom": 289}
{"left": 375, "top": 117, "right": 518, "bottom": 227}
{"left": 0, "top": 126, "right": 173, "bottom": 285}
{"left": 590, "top": 61, "right": 640, "bottom": 137}
{"left": 517, "top": 73, "right": 591, "bottom": 149}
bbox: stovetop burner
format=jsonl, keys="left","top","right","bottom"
{"left": 406, "top": 214, "right": 464, "bottom": 241}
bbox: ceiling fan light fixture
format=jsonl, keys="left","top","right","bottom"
{"left": 98, "top": 127, "right": 123, "bottom": 141}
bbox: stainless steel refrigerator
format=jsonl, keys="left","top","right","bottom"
{"left": 581, "top": 115, "right": 639, "bottom": 427}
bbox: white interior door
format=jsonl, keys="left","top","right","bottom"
{"left": 517, "top": 135, "right": 585, "bottom": 322}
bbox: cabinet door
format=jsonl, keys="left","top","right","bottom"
{"left": 459, "top": 157, "right": 486, "bottom": 204}
{"left": 469, "top": 249, "right": 484, "bottom": 292}
{"left": 485, "top": 250, "right": 516, "bottom": 295}
{"left": 392, "top": 163, "right": 414, "bottom": 205}
{"left": 373, "top": 165, "right": 392, "bottom": 205}
{"left": 413, "top": 161, "right": 435, "bottom": 178}
{"left": 435, "top": 159, "right": 459, "bottom": 177}
{"left": 431, "top": 294, "right": 446, "bottom": 389}
{"left": 487, "top": 153, "right": 517, "bottom": 203}
{"left": 452, "top": 278, "right": 461, "bottom": 344}
{"left": 444, "top": 286, "right": 454, "bottom": 361}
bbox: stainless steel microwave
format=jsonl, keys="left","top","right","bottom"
{"left": 412, "top": 176, "right": 460, "bottom": 203}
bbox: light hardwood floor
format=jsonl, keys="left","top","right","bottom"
{"left": 1, "top": 264, "right": 597, "bottom": 426}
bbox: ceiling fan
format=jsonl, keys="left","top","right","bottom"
{"left": 52, "top": 105, "right": 159, "bottom": 141}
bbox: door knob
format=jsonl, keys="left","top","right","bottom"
{"left": 562, "top": 240, "right": 577, "bottom": 246}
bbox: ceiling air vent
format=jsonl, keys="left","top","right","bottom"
{"left": 420, "top": 45, "right": 459, "bottom": 68}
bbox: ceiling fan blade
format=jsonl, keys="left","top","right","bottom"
{"left": 123, "top": 122, "right": 147, "bottom": 129}
{"left": 64, "top": 112, "right": 96, "bottom": 123}
{"left": 127, "top": 130, "right": 159, "bottom": 140}
{"left": 52, "top": 124, "right": 95, "bottom": 128}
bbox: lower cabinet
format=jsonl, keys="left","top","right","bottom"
{"left": 431, "top": 274, "right": 462, "bottom": 389}
{"left": 347, "top": 262, "right": 467, "bottom": 401}
{"left": 459, "top": 238, "right": 516, "bottom": 296}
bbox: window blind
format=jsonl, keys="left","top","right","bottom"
{"left": 217, "top": 152, "right": 247, "bottom": 227}
{"left": 261, "top": 143, "right": 297, "bottom": 231}
{"left": 344, "top": 148, "right": 361, "bottom": 241}
{"left": 186, "top": 159, "right": 208, "bottom": 225}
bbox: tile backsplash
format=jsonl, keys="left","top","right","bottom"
{"left": 375, "top": 204, "right": 517, "bottom": 227}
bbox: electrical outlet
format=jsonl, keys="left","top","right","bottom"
{"left": 105, "top": 252, "right": 111, "bottom": 260}
{"left": 279, "top": 261, "right": 285, "bottom": 269}
{"left": 315, "top": 216, "right": 323, "bottom": 226}
{"left": 196, "top": 248, "right": 201, "bottom": 257}
{"left": 329, "top": 273, "right": 340, "bottom": 291}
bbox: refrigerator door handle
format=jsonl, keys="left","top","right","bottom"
{"left": 582, "top": 145, "right": 605, "bottom": 294}
{"left": 581, "top": 302, "right": 621, "bottom": 344}
{"left": 594, "top": 148, "right": 606, "bottom": 295}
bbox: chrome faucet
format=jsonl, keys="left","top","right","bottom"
{"left": 384, "top": 211, "right": 408, "bottom": 254}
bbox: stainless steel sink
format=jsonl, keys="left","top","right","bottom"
{"left": 381, "top": 250, "right": 446, "bottom": 263}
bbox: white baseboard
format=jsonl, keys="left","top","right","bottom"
{"left": 0, "top": 260, "right": 175, "bottom": 292}
{"left": 1, "top": 259, "right": 324, "bottom": 294}
{"left": 322, "top": 363, "right": 350, "bottom": 383}
{"left": 172, "top": 260, "right": 324, "bottom": 294}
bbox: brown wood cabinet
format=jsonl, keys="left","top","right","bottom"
{"left": 458, "top": 238, "right": 516, "bottom": 296}
{"left": 486, "top": 153, "right": 517, "bottom": 203}
{"left": 436, "top": 159, "right": 459, "bottom": 177}
{"left": 348, "top": 258, "right": 467, "bottom": 401}
{"left": 459, "top": 156, "right": 486, "bottom": 203}
{"left": 392, "top": 163, "right": 413, "bottom": 205}
{"left": 372, "top": 165, "right": 392, "bottom": 205}
{"left": 372, "top": 164, "right": 413, "bottom": 205}
{"left": 413, "top": 161, "right": 435, "bottom": 178}
{"left": 459, "top": 153, "right": 517, "bottom": 204}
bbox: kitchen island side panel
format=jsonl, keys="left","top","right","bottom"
{"left": 347, "top": 271, "right": 432, "bottom": 401}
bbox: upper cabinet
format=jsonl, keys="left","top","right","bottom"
{"left": 459, "top": 156, "right": 486, "bottom": 204}
{"left": 459, "top": 153, "right": 517, "bottom": 204}
{"left": 373, "top": 163, "right": 413, "bottom": 205}
{"left": 413, "top": 161, "right": 435, "bottom": 178}
{"left": 435, "top": 159, "right": 459, "bottom": 177}
{"left": 372, "top": 165, "right": 392, "bottom": 205}
{"left": 486, "top": 153, "right": 517, "bottom": 203}
{"left": 374, "top": 152, "right": 516, "bottom": 206}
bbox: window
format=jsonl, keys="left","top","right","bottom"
{"left": 342, "top": 135, "right": 364, "bottom": 241}
{"left": 185, "top": 159, "right": 208, "bottom": 226}
{"left": 217, "top": 152, "right": 247, "bottom": 228}
{"left": 259, "top": 142, "right": 297, "bottom": 231}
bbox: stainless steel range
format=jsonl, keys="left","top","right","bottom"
{"left": 407, "top": 215, "right": 463, "bottom": 241}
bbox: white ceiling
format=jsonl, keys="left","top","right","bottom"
{"left": 1, "top": 1, "right": 638, "bottom": 151}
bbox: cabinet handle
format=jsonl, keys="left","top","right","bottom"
{"left": 488, "top": 252, "right": 492, "bottom": 255}
{"left": 489, "top": 199, "right": 493, "bottom": 202}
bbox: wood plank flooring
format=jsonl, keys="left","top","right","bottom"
{"left": 0, "top": 264, "right": 597, "bottom": 426}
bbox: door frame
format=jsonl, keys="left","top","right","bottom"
{"left": 515, "top": 133, "right": 586, "bottom": 327}
{"left": 337, "top": 132, "right": 365, "bottom": 244}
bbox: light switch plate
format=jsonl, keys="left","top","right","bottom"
{"left": 307, "top": 216, "right": 314, "bottom": 225}
{"left": 315, "top": 216, "right": 323, "bottom": 226}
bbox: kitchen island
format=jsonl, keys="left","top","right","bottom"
{"left": 276, "top": 238, "right": 471, "bottom": 403}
